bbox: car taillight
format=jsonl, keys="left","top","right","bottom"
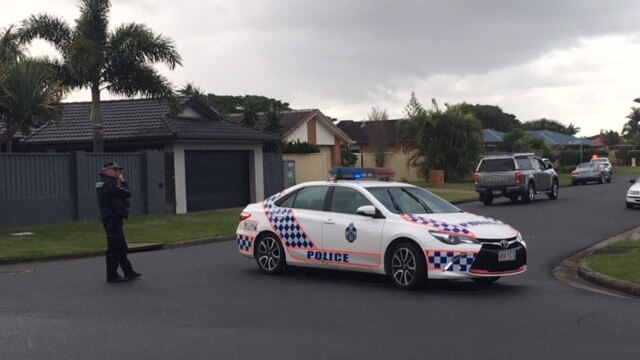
{"left": 515, "top": 171, "right": 525, "bottom": 184}
{"left": 239, "top": 212, "right": 251, "bottom": 221}
{"left": 473, "top": 173, "right": 480, "bottom": 186}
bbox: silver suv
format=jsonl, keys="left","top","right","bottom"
{"left": 474, "top": 153, "right": 559, "bottom": 205}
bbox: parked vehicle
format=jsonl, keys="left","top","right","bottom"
{"left": 236, "top": 167, "right": 527, "bottom": 290}
{"left": 571, "top": 162, "right": 611, "bottom": 185}
{"left": 626, "top": 177, "right": 640, "bottom": 208}
{"left": 473, "top": 153, "right": 559, "bottom": 205}
{"left": 590, "top": 156, "right": 612, "bottom": 175}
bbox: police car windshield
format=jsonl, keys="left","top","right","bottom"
{"left": 367, "top": 187, "right": 461, "bottom": 214}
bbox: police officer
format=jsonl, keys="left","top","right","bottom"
{"left": 96, "top": 162, "right": 141, "bottom": 283}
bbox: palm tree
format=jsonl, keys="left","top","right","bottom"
{"left": 177, "top": 81, "right": 206, "bottom": 101}
{"left": 0, "top": 59, "right": 67, "bottom": 152}
{"left": 0, "top": 26, "right": 25, "bottom": 64}
{"left": 623, "top": 107, "right": 640, "bottom": 143}
{"left": 19, "top": 0, "right": 182, "bottom": 152}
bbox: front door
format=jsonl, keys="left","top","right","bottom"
{"left": 321, "top": 186, "right": 385, "bottom": 270}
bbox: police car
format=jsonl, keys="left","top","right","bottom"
{"left": 236, "top": 168, "right": 527, "bottom": 290}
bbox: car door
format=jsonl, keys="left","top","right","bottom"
{"left": 320, "top": 186, "right": 385, "bottom": 270}
{"left": 272, "top": 185, "right": 328, "bottom": 264}
{"left": 534, "top": 158, "right": 552, "bottom": 190}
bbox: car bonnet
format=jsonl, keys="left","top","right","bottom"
{"left": 401, "top": 212, "right": 518, "bottom": 239}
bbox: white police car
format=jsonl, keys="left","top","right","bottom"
{"left": 236, "top": 168, "right": 527, "bottom": 290}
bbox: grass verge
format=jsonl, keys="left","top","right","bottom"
{"left": 0, "top": 210, "right": 239, "bottom": 262}
{"left": 586, "top": 240, "right": 640, "bottom": 285}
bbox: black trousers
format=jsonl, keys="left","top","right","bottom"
{"left": 102, "top": 217, "right": 133, "bottom": 278}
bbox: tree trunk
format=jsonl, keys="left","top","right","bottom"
{"left": 91, "top": 85, "right": 104, "bottom": 153}
{"left": 0, "top": 121, "right": 18, "bottom": 153}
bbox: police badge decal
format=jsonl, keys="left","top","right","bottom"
{"left": 345, "top": 223, "right": 357, "bottom": 243}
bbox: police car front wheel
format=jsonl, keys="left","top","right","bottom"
{"left": 389, "top": 242, "right": 427, "bottom": 290}
{"left": 255, "top": 234, "right": 286, "bottom": 274}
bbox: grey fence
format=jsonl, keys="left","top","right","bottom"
{"left": 263, "top": 152, "right": 284, "bottom": 198}
{"left": 0, "top": 151, "right": 165, "bottom": 228}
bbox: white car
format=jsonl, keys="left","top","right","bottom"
{"left": 626, "top": 177, "right": 640, "bottom": 208}
{"left": 590, "top": 157, "right": 612, "bottom": 174}
{"left": 236, "top": 168, "right": 527, "bottom": 290}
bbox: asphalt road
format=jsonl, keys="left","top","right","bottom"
{"left": 2, "top": 174, "right": 640, "bottom": 359}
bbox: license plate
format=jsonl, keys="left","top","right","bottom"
{"left": 492, "top": 190, "right": 502, "bottom": 195}
{"left": 498, "top": 250, "right": 516, "bottom": 262}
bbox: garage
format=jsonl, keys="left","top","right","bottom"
{"left": 185, "top": 150, "right": 251, "bottom": 211}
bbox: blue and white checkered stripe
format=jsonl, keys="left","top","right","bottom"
{"left": 402, "top": 214, "right": 476, "bottom": 237}
{"left": 428, "top": 251, "right": 477, "bottom": 272}
{"left": 237, "top": 234, "right": 253, "bottom": 253}
{"left": 262, "top": 193, "right": 315, "bottom": 249}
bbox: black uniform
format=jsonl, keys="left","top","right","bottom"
{"left": 96, "top": 172, "right": 134, "bottom": 280}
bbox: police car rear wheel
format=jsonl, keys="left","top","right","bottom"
{"left": 390, "top": 242, "right": 427, "bottom": 290}
{"left": 255, "top": 234, "right": 285, "bottom": 274}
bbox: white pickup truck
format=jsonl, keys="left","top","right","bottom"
{"left": 473, "top": 153, "right": 559, "bottom": 205}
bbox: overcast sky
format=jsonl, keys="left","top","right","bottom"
{"left": 3, "top": 0, "right": 640, "bottom": 136}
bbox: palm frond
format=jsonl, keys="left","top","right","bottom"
{"left": 75, "top": 0, "right": 111, "bottom": 45}
{"left": 108, "top": 23, "right": 182, "bottom": 69}
{"left": 19, "top": 14, "right": 73, "bottom": 52}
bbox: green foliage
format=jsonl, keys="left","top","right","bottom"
{"left": 403, "top": 91, "right": 425, "bottom": 119}
{"left": 205, "top": 94, "right": 290, "bottom": 116}
{"left": 398, "top": 98, "right": 483, "bottom": 182}
{"left": 558, "top": 150, "right": 589, "bottom": 166}
{"left": 264, "top": 106, "right": 283, "bottom": 134}
{"left": 600, "top": 130, "right": 620, "bottom": 147}
{"left": 341, "top": 149, "right": 358, "bottom": 167}
{"left": 0, "top": 26, "right": 25, "bottom": 64}
{"left": 521, "top": 118, "right": 580, "bottom": 135}
{"left": 0, "top": 58, "right": 67, "bottom": 152}
{"left": 456, "top": 103, "right": 520, "bottom": 132}
{"left": 19, "top": 0, "right": 182, "bottom": 152}
{"left": 623, "top": 107, "right": 640, "bottom": 144}
{"left": 282, "top": 140, "right": 320, "bottom": 154}
{"left": 624, "top": 150, "right": 640, "bottom": 166}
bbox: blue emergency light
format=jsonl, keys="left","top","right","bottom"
{"left": 329, "top": 167, "right": 395, "bottom": 181}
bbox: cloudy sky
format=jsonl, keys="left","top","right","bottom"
{"left": 3, "top": 0, "right": 640, "bottom": 136}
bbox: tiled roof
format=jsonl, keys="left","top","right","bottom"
{"left": 483, "top": 129, "right": 506, "bottom": 143}
{"left": 227, "top": 109, "right": 352, "bottom": 142}
{"left": 336, "top": 119, "right": 402, "bottom": 145}
{"left": 528, "top": 130, "right": 599, "bottom": 147}
{"left": 22, "top": 96, "right": 280, "bottom": 145}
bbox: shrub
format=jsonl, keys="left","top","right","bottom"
{"left": 281, "top": 140, "right": 320, "bottom": 154}
{"left": 341, "top": 150, "right": 358, "bottom": 167}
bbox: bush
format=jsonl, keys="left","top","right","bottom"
{"left": 559, "top": 150, "right": 592, "bottom": 166}
{"left": 282, "top": 140, "right": 320, "bottom": 154}
{"left": 341, "top": 150, "right": 358, "bottom": 167}
{"left": 625, "top": 150, "right": 640, "bottom": 166}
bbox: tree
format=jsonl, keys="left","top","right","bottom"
{"left": 205, "top": 94, "right": 291, "bottom": 116}
{"left": 521, "top": 118, "right": 580, "bottom": 135}
{"left": 177, "top": 81, "right": 206, "bottom": 101}
{"left": 457, "top": 103, "right": 520, "bottom": 132}
{"left": 366, "top": 106, "right": 390, "bottom": 167}
{"left": 19, "top": 0, "right": 182, "bottom": 152}
{"left": 263, "top": 105, "right": 283, "bottom": 153}
{"left": 0, "top": 59, "right": 67, "bottom": 152}
{"left": 241, "top": 97, "right": 259, "bottom": 127}
{"left": 0, "top": 26, "right": 25, "bottom": 64}
{"left": 398, "top": 98, "right": 483, "bottom": 181}
{"left": 403, "top": 91, "right": 425, "bottom": 119}
{"left": 622, "top": 107, "right": 640, "bottom": 144}
{"left": 599, "top": 129, "right": 620, "bottom": 147}
{"left": 499, "top": 128, "right": 534, "bottom": 153}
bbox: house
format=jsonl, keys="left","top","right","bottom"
{"left": 335, "top": 119, "right": 404, "bottom": 153}
{"left": 227, "top": 109, "right": 352, "bottom": 171}
{"left": 17, "top": 96, "right": 281, "bottom": 214}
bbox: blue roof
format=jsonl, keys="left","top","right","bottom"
{"left": 483, "top": 129, "right": 506, "bottom": 143}
{"left": 527, "top": 130, "right": 599, "bottom": 147}
{"left": 482, "top": 129, "right": 599, "bottom": 147}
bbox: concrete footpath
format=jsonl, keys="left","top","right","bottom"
{"left": 555, "top": 226, "right": 640, "bottom": 299}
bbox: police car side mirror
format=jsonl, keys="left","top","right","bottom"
{"left": 357, "top": 205, "right": 384, "bottom": 219}
{"left": 631, "top": 179, "right": 636, "bottom": 184}
{"left": 546, "top": 164, "right": 554, "bottom": 170}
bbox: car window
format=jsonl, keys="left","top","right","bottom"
{"left": 367, "top": 186, "right": 460, "bottom": 214}
{"left": 329, "top": 187, "right": 373, "bottom": 215}
{"left": 515, "top": 157, "right": 533, "bottom": 170}
{"left": 478, "top": 158, "right": 515, "bottom": 172}
{"left": 277, "top": 186, "right": 328, "bottom": 211}
{"left": 536, "top": 159, "right": 547, "bottom": 170}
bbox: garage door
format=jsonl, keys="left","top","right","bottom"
{"left": 185, "top": 150, "right": 250, "bottom": 211}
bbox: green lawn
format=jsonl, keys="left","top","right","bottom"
{"left": 0, "top": 210, "right": 239, "bottom": 262}
{"left": 586, "top": 239, "right": 640, "bottom": 284}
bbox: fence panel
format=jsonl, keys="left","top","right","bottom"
{"left": 263, "top": 152, "right": 284, "bottom": 197}
{"left": 358, "top": 152, "right": 423, "bottom": 182}
{"left": 282, "top": 153, "right": 327, "bottom": 183}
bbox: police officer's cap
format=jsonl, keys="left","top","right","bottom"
{"left": 102, "top": 161, "right": 123, "bottom": 170}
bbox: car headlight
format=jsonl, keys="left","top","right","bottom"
{"left": 429, "top": 230, "right": 480, "bottom": 245}
{"left": 628, "top": 190, "right": 640, "bottom": 196}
